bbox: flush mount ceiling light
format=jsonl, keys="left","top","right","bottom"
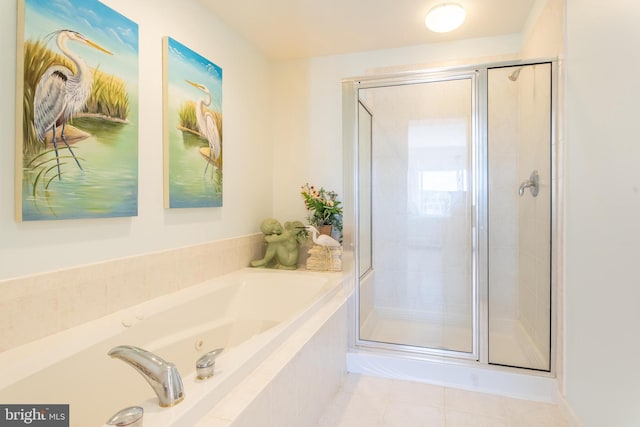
{"left": 424, "top": 3, "right": 466, "bottom": 33}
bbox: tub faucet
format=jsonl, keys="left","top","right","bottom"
{"left": 108, "top": 345, "right": 184, "bottom": 407}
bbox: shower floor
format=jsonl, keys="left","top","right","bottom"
{"left": 360, "top": 308, "right": 547, "bottom": 370}
{"left": 489, "top": 321, "right": 549, "bottom": 370}
{"left": 360, "top": 308, "right": 473, "bottom": 353}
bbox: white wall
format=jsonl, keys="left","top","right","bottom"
{"left": 0, "top": 0, "right": 273, "bottom": 280}
{"left": 565, "top": 1, "right": 640, "bottom": 425}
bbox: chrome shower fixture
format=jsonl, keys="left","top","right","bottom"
{"left": 519, "top": 170, "right": 540, "bottom": 197}
{"left": 508, "top": 67, "right": 522, "bottom": 81}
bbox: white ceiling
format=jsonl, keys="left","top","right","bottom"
{"left": 200, "top": 0, "right": 540, "bottom": 60}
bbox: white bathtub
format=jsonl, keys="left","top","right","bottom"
{"left": 0, "top": 268, "right": 344, "bottom": 427}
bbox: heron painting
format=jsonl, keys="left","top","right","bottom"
{"left": 34, "top": 30, "right": 113, "bottom": 179}
{"left": 17, "top": 0, "right": 139, "bottom": 221}
{"left": 163, "top": 37, "right": 223, "bottom": 209}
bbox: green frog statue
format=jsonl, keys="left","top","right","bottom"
{"left": 250, "top": 218, "right": 306, "bottom": 270}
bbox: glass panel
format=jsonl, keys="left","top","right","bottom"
{"left": 488, "top": 63, "right": 551, "bottom": 370}
{"left": 358, "top": 102, "right": 373, "bottom": 277}
{"left": 358, "top": 77, "right": 474, "bottom": 354}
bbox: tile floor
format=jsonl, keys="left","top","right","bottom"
{"left": 317, "top": 374, "right": 571, "bottom": 427}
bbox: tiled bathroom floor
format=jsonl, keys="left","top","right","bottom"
{"left": 317, "top": 374, "right": 571, "bottom": 427}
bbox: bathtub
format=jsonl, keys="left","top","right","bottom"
{"left": 0, "top": 268, "right": 345, "bottom": 427}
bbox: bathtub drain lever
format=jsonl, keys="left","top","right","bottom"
{"left": 196, "top": 348, "right": 224, "bottom": 380}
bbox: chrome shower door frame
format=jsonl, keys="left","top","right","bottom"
{"left": 343, "top": 59, "right": 558, "bottom": 373}
{"left": 344, "top": 69, "right": 481, "bottom": 362}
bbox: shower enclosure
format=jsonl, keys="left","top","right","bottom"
{"left": 344, "top": 61, "right": 555, "bottom": 372}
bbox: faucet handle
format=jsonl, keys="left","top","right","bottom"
{"left": 196, "top": 348, "right": 224, "bottom": 380}
{"left": 106, "top": 406, "right": 143, "bottom": 427}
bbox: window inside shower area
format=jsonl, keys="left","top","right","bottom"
{"left": 351, "top": 62, "right": 554, "bottom": 372}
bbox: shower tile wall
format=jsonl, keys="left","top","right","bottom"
{"left": 488, "top": 75, "right": 520, "bottom": 329}
{"left": 515, "top": 65, "right": 551, "bottom": 364}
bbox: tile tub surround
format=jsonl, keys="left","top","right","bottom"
{"left": 195, "top": 275, "right": 350, "bottom": 427}
{"left": 0, "top": 234, "right": 264, "bottom": 352}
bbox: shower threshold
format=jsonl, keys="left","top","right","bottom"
{"left": 346, "top": 349, "right": 557, "bottom": 402}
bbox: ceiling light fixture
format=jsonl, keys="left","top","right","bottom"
{"left": 424, "top": 3, "right": 466, "bottom": 33}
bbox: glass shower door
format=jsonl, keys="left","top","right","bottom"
{"left": 357, "top": 74, "right": 476, "bottom": 356}
{"left": 487, "top": 63, "right": 552, "bottom": 371}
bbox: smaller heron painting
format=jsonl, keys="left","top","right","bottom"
{"left": 164, "top": 36, "right": 223, "bottom": 209}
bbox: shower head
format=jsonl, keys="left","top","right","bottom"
{"left": 508, "top": 68, "right": 522, "bottom": 82}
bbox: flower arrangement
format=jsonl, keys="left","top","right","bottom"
{"left": 300, "top": 183, "right": 343, "bottom": 239}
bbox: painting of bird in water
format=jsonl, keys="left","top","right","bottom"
{"left": 17, "top": 0, "right": 139, "bottom": 221}
{"left": 163, "top": 36, "right": 223, "bottom": 209}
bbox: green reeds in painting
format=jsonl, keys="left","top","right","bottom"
{"left": 178, "top": 101, "right": 198, "bottom": 133}
{"left": 84, "top": 68, "right": 130, "bottom": 121}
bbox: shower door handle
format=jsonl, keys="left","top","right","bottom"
{"left": 518, "top": 170, "right": 539, "bottom": 197}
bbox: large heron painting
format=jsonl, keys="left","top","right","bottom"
{"left": 163, "top": 37, "right": 223, "bottom": 209}
{"left": 17, "top": 0, "right": 139, "bottom": 221}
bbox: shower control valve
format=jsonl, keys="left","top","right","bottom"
{"left": 518, "top": 170, "right": 540, "bottom": 197}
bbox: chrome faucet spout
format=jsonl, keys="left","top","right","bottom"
{"left": 108, "top": 345, "right": 184, "bottom": 407}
